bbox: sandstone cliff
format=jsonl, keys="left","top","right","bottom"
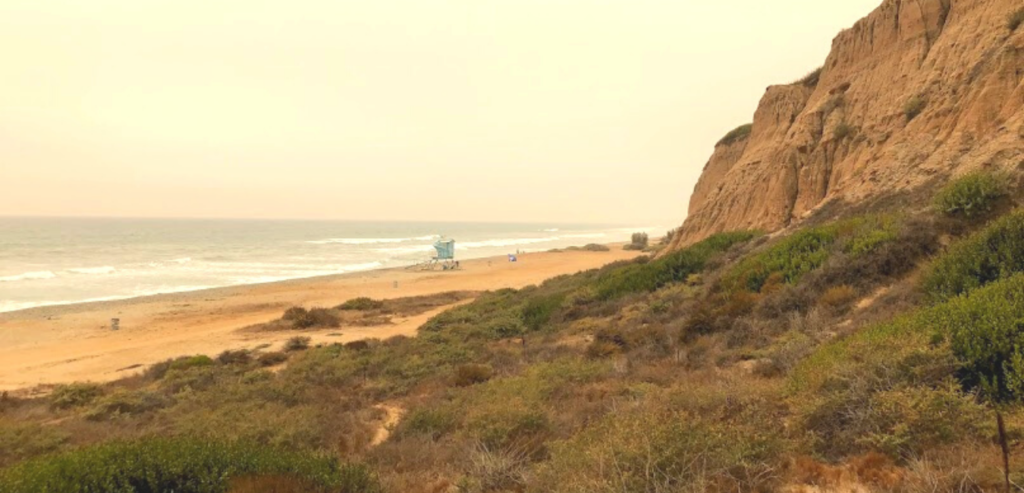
{"left": 670, "top": 0, "right": 1024, "bottom": 249}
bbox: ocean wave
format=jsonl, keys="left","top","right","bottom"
{"left": 542, "top": 228, "right": 560, "bottom": 232}
{"left": 67, "top": 266, "right": 117, "bottom": 275}
{"left": 374, "top": 245, "right": 436, "bottom": 255}
{"left": 0, "top": 270, "right": 57, "bottom": 283}
{"left": 0, "top": 295, "right": 133, "bottom": 313}
{"left": 307, "top": 235, "right": 435, "bottom": 245}
{"left": 561, "top": 233, "right": 607, "bottom": 239}
{"left": 459, "top": 237, "right": 560, "bottom": 249}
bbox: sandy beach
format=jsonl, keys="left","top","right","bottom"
{"left": 0, "top": 246, "right": 638, "bottom": 392}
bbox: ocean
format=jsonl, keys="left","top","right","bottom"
{"left": 0, "top": 217, "right": 659, "bottom": 313}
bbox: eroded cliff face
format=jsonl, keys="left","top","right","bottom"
{"left": 671, "top": 0, "right": 1024, "bottom": 249}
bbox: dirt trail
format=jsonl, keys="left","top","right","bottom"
{"left": 370, "top": 404, "right": 405, "bottom": 447}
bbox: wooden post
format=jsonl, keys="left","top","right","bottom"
{"left": 110, "top": 318, "right": 120, "bottom": 331}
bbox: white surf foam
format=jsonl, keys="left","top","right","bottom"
{"left": 307, "top": 235, "right": 435, "bottom": 245}
{"left": 67, "top": 266, "right": 117, "bottom": 275}
{"left": 0, "top": 271, "right": 58, "bottom": 283}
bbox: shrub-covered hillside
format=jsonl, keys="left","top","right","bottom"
{"left": 2, "top": 173, "right": 1023, "bottom": 492}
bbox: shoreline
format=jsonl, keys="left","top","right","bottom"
{"left": 0, "top": 245, "right": 624, "bottom": 317}
{"left": 0, "top": 244, "right": 638, "bottom": 392}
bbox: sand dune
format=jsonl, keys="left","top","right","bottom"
{"left": 0, "top": 247, "right": 638, "bottom": 392}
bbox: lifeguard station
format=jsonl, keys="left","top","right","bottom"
{"left": 414, "top": 237, "right": 459, "bottom": 271}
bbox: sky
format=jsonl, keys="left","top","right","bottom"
{"left": 0, "top": 0, "right": 881, "bottom": 225}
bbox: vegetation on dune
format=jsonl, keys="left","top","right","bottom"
{"left": 337, "top": 297, "right": 385, "bottom": 311}
{"left": 932, "top": 171, "right": 1009, "bottom": 219}
{"left": 717, "top": 123, "right": 753, "bottom": 147}
{"left": 797, "top": 67, "right": 823, "bottom": 88}
{"left": 923, "top": 209, "right": 1024, "bottom": 301}
{"left": 7, "top": 180, "right": 1024, "bottom": 491}
{"left": 1010, "top": 7, "right": 1024, "bottom": 31}
{"left": 0, "top": 437, "right": 380, "bottom": 493}
{"left": 595, "top": 231, "right": 756, "bottom": 300}
{"left": 904, "top": 95, "right": 927, "bottom": 121}
{"left": 721, "top": 215, "right": 898, "bottom": 294}
{"left": 623, "top": 232, "right": 649, "bottom": 251}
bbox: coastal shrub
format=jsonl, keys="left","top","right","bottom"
{"left": 0, "top": 436, "right": 381, "bottom": 493}
{"left": 833, "top": 122, "right": 855, "bottom": 140}
{"left": 285, "top": 336, "right": 312, "bottom": 352}
{"left": 791, "top": 274, "right": 1024, "bottom": 459}
{"left": 258, "top": 351, "right": 290, "bottom": 367}
{"left": 85, "top": 389, "right": 172, "bottom": 421}
{"left": 594, "top": 231, "right": 756, "bottom": 300}
{"left": 717, "top": 123, "right": 753, "bottom": 146}
{"left": 282, "top": 306, "right": 308, "bottom": 320}
{"left": 904, "top": 95, "right": 927, "bottom": 121}
{"left": 49, "top": 383, "right": 103, "bottom": 410}
{"left": 337, "top": 297, "right": 385, "bottom": 311}
{"left": 0, "top": 422, "right": 67, "bottom": 469}
{"left": 722, "top": 215, "right": 898, "bottom": 294}
{"left": 397, "top": 408, "right": 457, "bottom": 440}
{"left": 534, "top": 380, "right": 786, "bottom": 493}
{"left": 922, "top": 210, "right": 1024, "bottom": 301}
{"left": 573, "top": 243, "right": 610, "bottom": 252}
{"left": 454, "top": 364, "right": 494, "bottom": 387}
{"left": 521, "top": 292, "right": 566, "bottom": 332}
{"left": 293, "top": 307, "right": 340, "bottom": 329}
{"left": 623, "top": 232, "right": 649, "bottom": 251}
{"left": 1009, "top": 7, "right": 1024, "bottom": 31}
{"left": 146, "top": 355, "right": 214, "bottom": 380}
{"left": 817, "top": 285, "right": 858, "bottom": 312}
{"left": 218, "top": 349, "right": 252, "bottom": 365}
{"left": 798, "top": 67, "right": 823, "bottom": 87}
{"left": 932, "top": 171, "right": 1008, "bottom": 219}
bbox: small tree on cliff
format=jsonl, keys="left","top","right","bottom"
{"left": 949, "top": 306, "right": 1024, "bottom": 492}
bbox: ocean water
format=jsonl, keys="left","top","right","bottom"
{"left": 0, "top": 217, "right": 659, "bottom": 313}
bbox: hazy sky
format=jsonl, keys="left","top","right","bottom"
{"left": 0, "top": 0, "right": 880, "bottom": 225}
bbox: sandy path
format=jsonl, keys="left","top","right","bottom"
{"left": 0, "top": 247, "right": 637, "bottom": 391}
{"left": 370, "top": 404, "right": 406, "bottom": 447}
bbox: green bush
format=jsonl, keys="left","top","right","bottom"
{"left": 938, "top": 273, "right": 1024, "bottom": 401}
{"left": 285, "top": 336, "right": 312, "bottom": 352}
{"left": 217, "top": 349, "right": 252, "bottom": 365}
{"left": 791, "top": 273, "right": 1024, "bottom": 459}
{"left": 595, "top": 231, "right": 756, "bottom": 300}
{"left": 282, "top": 306, "right": 308, "bottom": 321}
{"left": 454, "top": 364, "right": 494, "bottom": 387}
{"left": 1009, "top": 7, "right": 1024, "bottom": 31}
{"left": 534, "top": 382, "right": 785, "bottom": 492}
{"left": 722, "top": 215, "right": 898, "bottom": 294}
{"left": 833, "top": 122, "right": 855, "bottom": 140}
{"left": 145, "top": 355, "right": 214, "bottom": 381}
{"left": 49, "top": 383, "right": 103, "bottom": 410}
{"left": 0, "top": 422, "right": 66, "bottom": 468}
{"left": 85, "top": 389, "right": 172, "bottom": 421}
{"left": 797, "top": 67, "right": 823, "bottom": 87}
{"left": 904, "top": 95, "right": 927, "bottom": 121}
{"left": 293, "top": 307, "right": 341, "bottom": 329}
{"left": 0, "top": 437, "right": 381, "bottom": 493}
{"left": 922, "top": 210, "right": 1024, "bottom": 301}
{"left": 337, "top": 297, "right": 385, "bottom": 311}
{"left": 398, "top": 408, "right": 457, "bottom": 440}
{"left": 717, "top": 124, "right": 753, "bottom": 147}
{"left": 258, "top": 351, "right": 290, "bottom": 367}
{"left": 623, "top": 232, "right": 649, "bottom": 251}
{"left": 932, "top": 171, "right": 1008, "bottom": 219}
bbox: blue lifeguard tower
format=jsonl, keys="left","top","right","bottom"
{"left": 414, "top": 237, "right": 458, "bottom": 270}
